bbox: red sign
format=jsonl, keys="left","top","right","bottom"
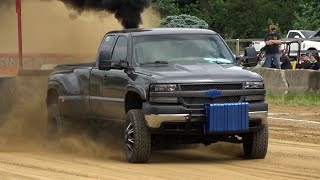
{"left": 0, "top": 53, "right": 89, "bottom": 75}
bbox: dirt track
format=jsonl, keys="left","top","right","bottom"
{"left": 0, "top": 104, "right": 320, "bottom": 180}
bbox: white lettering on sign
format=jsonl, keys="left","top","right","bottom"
{"left": 0, "top": 58, "right": 18, "bottom": 68}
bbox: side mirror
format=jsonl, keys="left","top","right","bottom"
{"left": 294, "top": 35, "right": 300, "bottom": 38}
{"left": 98, "top": 59, "right": 129, "bottom": 70}
{"left": 241, "top": 47, "right": 258, "bottom": 67}
{"left": 98, "top": 60, "right": 112, "bottom": 70}
{"left": 113, "top": 60, "right": 129, "bottom": 70}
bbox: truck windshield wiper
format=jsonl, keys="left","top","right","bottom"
{"left": 140, "top": 61, "right": 169, "bottom": 65}
{"left": 214, "top": 62, "right": 233, "bottom": 65}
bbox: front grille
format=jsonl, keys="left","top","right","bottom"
{"left": 180, "top": 83, "right": 243, "bottom": 91}
{"left": 183, "top": 97, "right": 241, "bottom": 105}
{"left": 179, "top": 83, "right": 243, "bottom": 105}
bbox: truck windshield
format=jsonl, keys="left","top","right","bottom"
{"left": 301, "top": 30, "right": 315, "bottom": 38}
{"left": 133, "top": 34, "right": 235, "bottom": 66}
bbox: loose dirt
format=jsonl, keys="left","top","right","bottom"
{"left": 1, "top": 1, "right": 319, "bottom": 179}
{"left": 0, "top": 102, "right": 319, "bottom": 180}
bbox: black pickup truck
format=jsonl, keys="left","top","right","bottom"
{"left": 46, "top": 28, "right": 268, "bottom": 163}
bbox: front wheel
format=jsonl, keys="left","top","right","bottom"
{"left": 243, "top": 124, "right": 269, "bottom": 159}
{"left": 124, "top": 109, "right": 151, "bottom": 163}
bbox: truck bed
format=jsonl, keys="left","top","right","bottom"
{"left": 55, "top": 62, "right": 96, "bottom": 71}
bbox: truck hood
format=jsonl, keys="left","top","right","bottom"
{"left": 134, "top": 62, "right": 262, "bottom": 83}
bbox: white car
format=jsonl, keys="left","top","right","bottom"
{"left": 287, "top": 30, "right": 320, "bottom": 56}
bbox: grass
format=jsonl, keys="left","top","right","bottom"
{"left": 266, "top": 92, "right": 320, "bottom": 106}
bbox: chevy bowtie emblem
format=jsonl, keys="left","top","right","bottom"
{"left": 205, "top": 90, "right": 222, "bottom": 98}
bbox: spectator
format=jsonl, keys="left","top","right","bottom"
{"left": 279, "top": 49, "right": 292, "bottom": 69}
{"left": 262, "top": 25, "right": 282, "bottom": 69}
{"left": 271, "top": 49, "right": 292, "bottom": 69}
{"left": 296, "top": 54, "right": 312, "bottom": 69}
{"left": 310, "top": 53, "right": 320, "bottom": 70}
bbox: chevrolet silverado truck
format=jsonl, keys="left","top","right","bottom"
{"left": 46, "top": 28, "right": 268, "bottom": 163}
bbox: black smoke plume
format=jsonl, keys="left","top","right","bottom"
{"left": 60, "top": 0, "right": 151, "bottom": 29}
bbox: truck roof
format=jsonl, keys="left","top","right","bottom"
{"left": 108, "top": 28, "right": 217, "bottom": 36}
{"left": 288, "top": 30, "right": 316, "bottom": 38}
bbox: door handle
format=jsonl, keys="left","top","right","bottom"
{"left": 103, "top": 75, "right": 108, "bottom": 81}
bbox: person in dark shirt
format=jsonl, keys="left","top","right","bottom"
{"left": 280, "top": 50, "right": 292, "bottom": 69}
{"left": 296, "top": 54, "right": 312, "bottom": 69}
{"left": 271, "top": 49, "right": 292, "bottom": 69}
{"left": 310, "top": 53, "right": 320, "bottom": 70}
{"left": 262, "top": 25, "right": 282, "bottom": 69}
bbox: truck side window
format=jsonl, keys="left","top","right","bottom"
{"left": 288, "top": 32, "right": 301, "bottom": 38}
{"left": 313, "top": 31, "right": 320, "bottom": 38}
{"left": 112, "top": 36, "right": 128, "bottom": 62}
{"left": 99, "top": 35, "right": 115, "bottom": 61}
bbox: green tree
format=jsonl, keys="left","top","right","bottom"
{"left": 153, "top": 0, "right": 305, "bottom": 38}
{"left": 153, "top": 0, "right": 209, "bottom": 22}
{"left": 153, "top": 0, "right": 181, "bottom": 18}
{"left": 293, "top": 0, "right": 320, "bottom": 31}
{"left": 160, "top": 14, "right": 209, "bottom": 29}
{"left": 204, "top": 0, "right": 298, "bottom": 38}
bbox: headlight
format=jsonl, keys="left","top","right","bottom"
{"left": 150, "top": 84, "right": 178, "bottom": 92}
{"left": 245, "top": 82, "right": 264, "bottom": 89}
{"left": 149, "top": 84, "right": 178, "bottom": 103}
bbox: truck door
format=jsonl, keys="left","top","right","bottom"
{"left": 102, "top": 36, "right": 130, "bottom": 120}
{"left": 90, "top": 35, "right": 115, "bottom": 117}
{"left": 90, "top": 35, "right": 130, "bottom": 120}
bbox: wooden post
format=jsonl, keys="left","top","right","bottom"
{"left": 236, "top": 39, "right": 240, "bottom": 57}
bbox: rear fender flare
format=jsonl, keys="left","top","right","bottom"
{"left": 47, "top": 81, "right": 64, "bottom": 96}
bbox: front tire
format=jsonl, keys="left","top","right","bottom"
{"left": 124, "top": 109, "right": 151, "bottom": 163}
{"left": 243, "top": 124, "right": 269, "bottom": 159}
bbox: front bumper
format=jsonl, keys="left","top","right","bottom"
{"left": 145, "top": 111, "right": 268, "bottom": 128}
{"left": 142, "top": 102, "right": 268, "bottom": 133}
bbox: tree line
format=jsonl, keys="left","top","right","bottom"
{"left": 152, "top": 0, "right": 320, "bottom": 38}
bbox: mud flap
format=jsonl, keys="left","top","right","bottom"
{"left": 204, "top": 103, "right": 249, "bottom": 134}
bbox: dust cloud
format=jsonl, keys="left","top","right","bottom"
{"left": 0, "top": 0, "right": 160, "bottom": 58}
{"left": 0, "top": 77, "right": 125, "bottom": 159}
{"left": 0, "top": 0, "right": 159, "bottom": 158}
{"left": 0, "top": 0, "right": 13, "bottom": 9}
{"left": 0, "top": 0, "right": 240, "bottom": 161}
